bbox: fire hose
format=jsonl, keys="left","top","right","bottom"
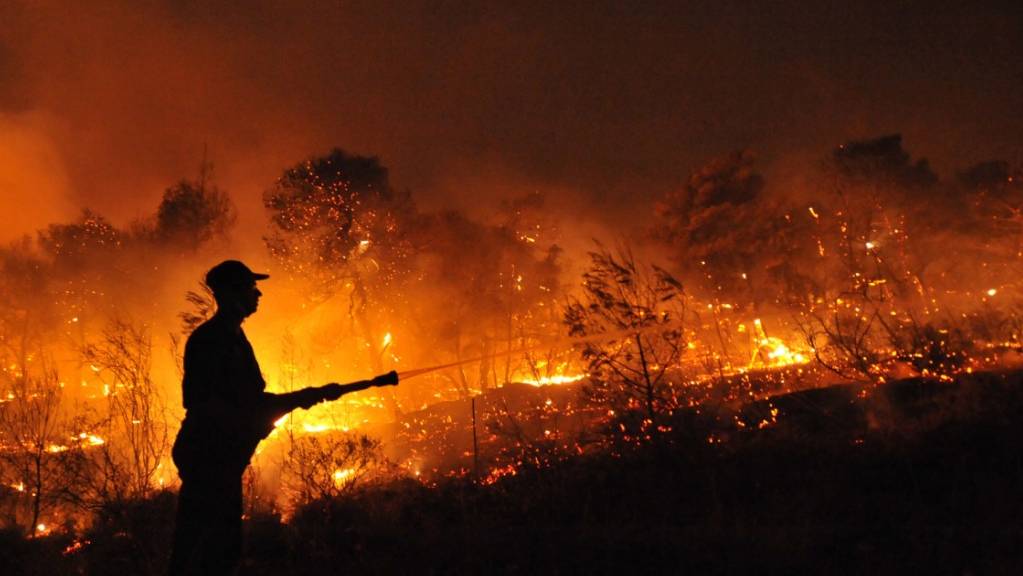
{"left": 395, "top": 320, "right": 689, "bottom": 381}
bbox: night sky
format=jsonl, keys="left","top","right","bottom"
{"left": 1, "top": 1, "right": 1020, "bottom": 241}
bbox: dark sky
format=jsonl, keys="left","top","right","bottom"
{"left": 1, "top": 0, "right": 1020, "bottom": 240}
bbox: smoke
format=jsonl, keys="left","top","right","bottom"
{"left": 1, "top": 1, "right": 1021, "bottom": 402}
{"left": 0, "top": 113, "right": 77, "bottom": 241}
{"left": 1, "top": 0, "right": 1019, "bottom": 248}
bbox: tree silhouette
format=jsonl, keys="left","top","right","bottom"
{"left": 264, "top": 149, "right": 416, "bottom": 414}
{"left": 81, "top": 318, "right": 168, "bottom": 503}
{"left": 831, "top": 134, "right": 937, "bottom": 190}
{"left": 0, "top": 368, "right": 83, "bottom": 535}
{"left": 153, "top": 166, "right": 235, "bottom": 250}
{"left": 652, "top": 150, "right": 812, "bottom": 312}
{"left": 564, "top": 246, "right": 688, "bottom": 437}
{"left": 37, "top": 210, "right": 123, "bottom": 268}
{"left": 410, "top": 210, "right": 562, "bottom": 396}
{"left": 959, "top": 160, "right": 1023, "bottom": 255}
{"left": 264, "top": 149, "right": 416, "bottom": 298}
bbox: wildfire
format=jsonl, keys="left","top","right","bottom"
{"left": 271, "top": 410, "right": 357, "bottom": 436}
{"left": 518, "top": 373, "right": 587, "bottom": 387}
{"left": 0, "top": 133, "right": 1017, "bottom": 529}
{"left": 63, "top": 539, "right": 90, "bottom": 555}
{"left": 747, "top": 319, "right": 810, "bottom": 369}
{"left": 756, "top": 338, "right": 809, "bottom": 368}
{"left": 302, "top": 422, "right": 349, "bottom": 433}
{"left": 78, "top": 432, "right": 105, "bottom": 446}
{"left": 332, "top": 467, "right": 355, "bottom": 488}
{"left": 483, "top": 463, "right": 518, "bottom": 485}
{"left": 513, "top": 359, "right": 587, "bottom": 387}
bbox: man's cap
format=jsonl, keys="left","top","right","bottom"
{"left": 205, "top": 260, "right": 269, "bottom": 292}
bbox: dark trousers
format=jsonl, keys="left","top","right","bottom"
{"left": 167, "top": 472, "right": 243, "bottom": 575}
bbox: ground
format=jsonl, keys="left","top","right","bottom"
{"left": 3, "top": 372, "right": 1021, "bottom": 575}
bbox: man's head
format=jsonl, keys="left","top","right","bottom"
{"left": 205, "top": 260, "right": 269, "bottom": 318}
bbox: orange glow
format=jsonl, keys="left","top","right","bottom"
{"left": 518, "top": 373, "right": 587, "bottom": 387}
{"left": 332, "top": 468, "right": 356, "bottom": 488}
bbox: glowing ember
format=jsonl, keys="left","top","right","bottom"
{"left": 483, "top": 463, "right": 518, "bottom": 485}
{"left": 63, "top": 539, "right": 90, "bottom": 555}
{"left": 78, "top": 432, "right": 105, "bottom": 446}
{"left": 332, "top": 467, "right": 355, "bottom": 488}
{"left": 757, "top": 338, "right": 809, "bottom": 368}
{"left": 747, "top": 319, "right": 809, "bottom": 369}
{"left": 518, "top": 374, "right": 587, "bottom": 387}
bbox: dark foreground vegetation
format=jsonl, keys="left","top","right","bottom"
{"left": 3, "top": 371, "right": 1022, "bottom": 575}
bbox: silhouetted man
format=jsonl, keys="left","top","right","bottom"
{"left": 168, "top": 260, "right": 397, "bottom": 575}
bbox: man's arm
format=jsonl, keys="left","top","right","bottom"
{"left": 258, "top": 370, "right": 399, "bottom": 430}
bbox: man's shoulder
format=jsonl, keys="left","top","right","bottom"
{"left": 186, "top": 316, "right": 231, "bottom": 347}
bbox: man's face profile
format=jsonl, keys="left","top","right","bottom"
{"left": 238, "top": 282, "right": 262, "bottom": 317}
{"left": 217, "top": 281, "right": 262, "bottom": 318}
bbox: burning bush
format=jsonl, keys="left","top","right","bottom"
{"left": 0, "top": 369, "right": 84, "bottom": 536}
{"left": 565, "top": 246, "right": 689, "bottom": 439}
{"left": 280, "top": 432, "right": 389, "bottom": 509}
{"left": 79, "top": 318, "right": 169, "bottom": 504}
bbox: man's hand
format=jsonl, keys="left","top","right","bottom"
{"left": 372, "top": 370, "right": 399, "bottom": 387}
{"left": 296, "top": 386, "right": 328, "bottom": 409}
{"left": 321, "top": 383, "right": 344, "bottom": 401}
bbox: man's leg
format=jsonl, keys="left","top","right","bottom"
{"left": 167, "top": 474, "right": 243, "bottom": 576}
{"left": 168, "top": 480, "right": 204, "bottom": 575}
{"left": 200, "top": 475, "right": 243, "bottom": 575}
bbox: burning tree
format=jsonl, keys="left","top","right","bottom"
{"left": 37, "top": 210, "right": 125, "bottom": 269}
{"left": 652, "top": 150, "right": 812, "bottom": 311}
{"left": 497, "top": 190, "right": 561, "bottom": 248}
{"left": 651, "top": 150, "right": 819, "bottom": 376}
{"left": 565, "top": 246, "right": 689, "bottom": 438}
{"left": 653, "top": 150, "right": 764, "bottom": 302}
{"left": 80, "top": 318, "right": 169, "bottom": 503}
{"left": 264, "top": 149, "right": 415, "bottom": 411}
{"left": 793, "top": 135, "right": 976, "bottom": 382}
{"left": 959, "top": 160, "right": 1023, "bottom": 261}
{"left": 0, "top": 258, "right": 86, "bottom": 534}
{"left": 409, "top": 210, "right": 562, "bottom": 397}
{"left": 152, "top": 163, "right": 236, "bottom": 251}
{"left": 0, "top": 368, "right": 84, "bottom": 535}
{"left": 35, "top": 210, "right": 127, "bottom": 343}
{"left": 264, "top": 149, "right": 415, "bottom": 300}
